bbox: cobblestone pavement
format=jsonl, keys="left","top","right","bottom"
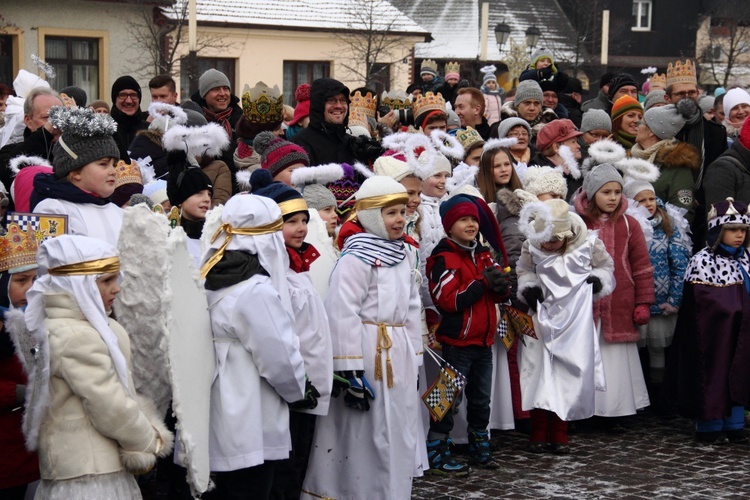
{"left": 412, "top": 411, "right": 750, "bottom": 499}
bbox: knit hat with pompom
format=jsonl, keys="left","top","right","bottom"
{"left": 249, "top": 169, "right": 308, "bottom": 221}
{"left": 253, "top": 131, "right": 310, "bottom": 178}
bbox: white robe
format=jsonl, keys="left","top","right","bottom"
{"left": 418, "top": 194, "right": 446, "bottom": 312}
{"left": 304, "top": 208, "right": 338, "bottom": 299}
{"left": 206, "top": 276, "right": 306, "bottom": 471}
{"left": 517, "top": 231, "right": 614, "bottom": 421}
{"left": 302, "top": 253, "right": 422, "bottom": 500}
{"left": 34, "top": 198, "right": 123, "bottom": 247}
{"left": 287, "top": 269, "right": 333, "bottom": 416}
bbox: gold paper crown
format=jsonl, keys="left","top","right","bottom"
{"left": 0, "top": 223, "right": 40, "bottom": 273}
{"left": 420, "top": 59, "right": 437, "bottom": 73}
{"left": 241, "top": 81, "right": 284, "bottom": 124}
{"left": 348, "top": 91, "right": 377, "bottom": 128}
{"left": 114, "top": 160, "right": 142, "bottom": 189}
{"left": 455, "top": 127, "right": 483, "bottom": 150}
{"left": 381, "top": 90, "right": 411, "bottom": 110}
{"left": 445, "top": 61, "right": 461, "bottom": 75}
{"left": 666, "top": 60, "right": 696, "bottom": 87}
{"left": 411, "top": 92, "right": 446, "bottom": 120}
{"left": 649, "top": 73, "right": 667, "bottom": 89}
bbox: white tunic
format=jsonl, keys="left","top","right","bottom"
{"left": 206, "top": 276, "right": 306, "bottom": 471}
{"left": 287, "top": 269, "right": 334, "bottom": 416}
{"left": 304, "top": 208, "right": 338, "bottom": 299}
{"left": 517, "top": 232, "right": 613, "bottom": 421}
{"left": 418, "top": 194, "right": 446, "bottom": 312}
{"left": 34, "top": 198, "right": 123, "bottom": 247}
{"left": 302, "top": 253, "right": 422, "bottom": 500}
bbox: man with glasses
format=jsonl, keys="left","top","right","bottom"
{"left": 110, "top": 75, "right": 148, "bottom": 161}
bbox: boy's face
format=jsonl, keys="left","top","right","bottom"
{"left": 8, "top": 269, "right": 37, "bottom": 308}
{"left": 181, "top": 189, "right": 211, "bottom": 221}
{"left": 96, "top": 271, "right": 121, "bottom": 313}
{"left": 317, "top": 206, "right": 338, "bottom": 236}
{"left": 70, "top": 157, "right": 117, "bottom": 198}
{"left": 721, "top": 227, "right": 748, "bottom": 248}
{"left": 381, "top": 204, "right": 406, "bottom": 240}
{"left": 421, "top": 73, "right": 434, "bottom": 83}
{"left": 283, "top": 212, "right": 309, "bottom": 249}
{"left": 449, "top": 215, "right": 479, "bottom": 246}
{"left": 275, "top": 163, "right": 305, "bottom": 187}
{"left": 422, "top": 171, "right": 449, "bottom": 198}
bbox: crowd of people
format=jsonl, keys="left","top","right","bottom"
{"left": 1, "top": 47, "right": 750, "bottom": 500}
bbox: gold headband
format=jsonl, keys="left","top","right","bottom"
{"left": 278, "top": 198, "right": 308, "bottom": 217}
{"left": 354, "top": 193, "right": 409, "bottom": 212}
{"left": 48, "top": 256, "right": 120, "bottom": 276}
{"left": 200, "top": 219, "right": 283, "bottom": 278}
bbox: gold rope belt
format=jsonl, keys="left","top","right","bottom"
{"left": 362, "top": 321, "right": 405, "bottom": 388}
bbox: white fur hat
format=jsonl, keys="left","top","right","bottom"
{"left": 522, "top": 166, "right": 568, "bottom": 199}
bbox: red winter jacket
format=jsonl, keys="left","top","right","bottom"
{"left": 427, "top": 238, "right": 507, "bottom": 347}
{"left": 574, "top": 194, "right": 655, "bottom": 342}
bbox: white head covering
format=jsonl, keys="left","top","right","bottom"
{"left": 200, "top": 194, "right": 292, "bottom": 312}
{"left": 25, "top": 235, "right": 131, "bottom": 395}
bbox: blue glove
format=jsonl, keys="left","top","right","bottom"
{"left": 338, "top": 370, "right": 376, "bottom": 411}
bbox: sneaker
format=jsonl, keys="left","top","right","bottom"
{"left": 426, "top": 439, "right": 470, "bottom": 476}
{"left": 727, "top": 429, "right": 750, "bottom": 444}
{"left": 468, "top": 431, "right": 499, "bottom": 469}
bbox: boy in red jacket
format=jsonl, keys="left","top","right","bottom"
{"left": 425, "top": 194, "right": 510, "bottom": 474}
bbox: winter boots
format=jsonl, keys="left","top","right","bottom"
{"left": 426, "top": 438, "right": 470, "bottom": 476}
{"left": 468, "top": 430, "right": 499, "bottom": 469}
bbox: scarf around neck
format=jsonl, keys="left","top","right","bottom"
{"left": 341, "top": 231, "right": 406, "bottom": 267}
{"left": 631, "top": 138, "right": 674, "bottom": 163}
{"left": 204, "top": 106, "right": 234, "bottom": 138}
{"left": 615, "top": 129, "right": 636, "bottom": 150}
{"left": 720, "top": 243, "right": 750, "bottom": 295}
{"left": 204, "top": 250, "right": 268, "bottom": 291}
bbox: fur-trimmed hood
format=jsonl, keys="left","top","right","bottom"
{"left": 496, "top": 187, "right": 524, "bottom": 219}
{"left": 135, "top": 128, "right": 165, "bottom": 147}
{"left": 655, "top": 140, "right": 701, "bottom": 171}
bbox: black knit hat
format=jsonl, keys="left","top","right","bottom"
{"left": 166, "top": 150, "right": 213, "bottom": 206}
{"left": 59, "top": 86, "right": 87, "bottom": 108}
{"left": 607, "top": 73, "right": 639, "bottom": 101}
{"left": 49, "top": 106, "right": 120, "bottom": 179}
{"left": 249, "top": 169, "right": 308, "bottom": 221}
{"left": 111, "top": 75, "right": 142, "bottom": 103}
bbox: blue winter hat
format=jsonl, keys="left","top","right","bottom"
{"left": 249, "top": 169, "right": 308, "bottom": 220}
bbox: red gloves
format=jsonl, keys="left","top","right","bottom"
{"left": 633, "top": 304, "right": 651, "bottom": 325}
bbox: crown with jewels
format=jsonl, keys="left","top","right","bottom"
{"left": 649, "top": 73, "right": 667, "bottom": 90}
{"left": 445, "top": 61, "right": 461, "bottom": 75}
{"left": 114, "top": 160, "right": 143, "bottom": 189}
{"left": 241, "top": 81, "right": 284, "bottom": 125}
{"left": 381, "top": 90, "right": 412, "bottom": 110}
{"left": 0, "top": 222, "right": 41, "bottom": 273}
{"left": 455, "top": 127, "right": 483, "bottom": 150}
{"left": 411, "top": 91, "right": 446, "bottom": 120}
{"left": 349, "top": 91, "right": 377, "bottom": 128}
{"left": 666, "top": 60, "right": 696, "bottom": 87}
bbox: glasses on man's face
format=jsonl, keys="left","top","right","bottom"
{"left": 325, "top": 97, "right": 347, "bottom": 106}
{"left": 668, "top": 90, "right": 699, "bottom": 100}
{"left": 117, "top": 92, "right": 139, "bottom": 101}
{"left": 507, "top": 131, "right": 529, "bottom": 138}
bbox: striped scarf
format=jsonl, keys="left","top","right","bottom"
{"left": 203, "top": 106, "right": 234, "bottom": 138}
{"left": 341, "top": 232, "right": 405, "bottom": 267}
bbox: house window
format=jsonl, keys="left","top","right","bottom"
{"left": 632, "top": 0, "right": 652, "bottom": 31}
{"left": 0, "top": 35, "right": 16, "bottom": 87}
{"left": 45, "top": 36, "right": 100, "bottom": 100}
{"left": 180, "top": 57, "right": 236, "bottom": 101}
{"left": 369, "top": 63, "right": 391, "bottom": 97}
{"left": 283, "top": 61, "right": 330, "bottom": 105}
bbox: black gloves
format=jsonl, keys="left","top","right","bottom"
{"left": 522, "top": 287, "right": 545, "bottom": 312}
{"left": 336, "top": 370, "right": 376, "bottom": 412}
{"left": 586, "top": 275, "right": 603, "bottom": 294}
{"left": 331, "top": 372, "right": 351, "bottom": 398}
{"left": 289, "top": 377, "right": 320, "bottom": 411}
{"left": 482, "top": 267, "right": 511, "bottom": 296}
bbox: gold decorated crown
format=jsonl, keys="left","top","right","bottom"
{"left": 381, "top": 90, "right": 411, "bottom": 110}
{"left": 455, "top": 127, "right": 483, "bottom": 149}
{"left": 115, "top": 160, "right": 142, "bottom": 189}
{"left": 241, "top": 81, "right": 284, "bottom": 124}
{"left": 420, "top": 59, "right": 437, "bottom": 74}
{"left": 445, "top": 61, "right": 461, "bottom": 76}
{"left": 0, "top": 222, "right": 40, "bottom": 273}
{"left": 666, "top": 60, "right": 696, "bottom": 87}
{"left": 649, "top": 73, "right": 667, "bottom": 90}
{"left": 348, "top": 91, "right": 377, "bottom": 128}
{"left": 411, "top": 91, "right": 446, "bottom": 120}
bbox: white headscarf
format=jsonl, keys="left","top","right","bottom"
{"left": 25, "top": 235, "right": 131, "bottom": 395}
{"left": 201, "top": 194, "right": 292, "bottom": 312}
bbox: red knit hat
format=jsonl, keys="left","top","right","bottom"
{"left": 740, "top": 116, "right": 750, "bottom": 150}
{"left": 253, "top": 131, "right": 310, "bottom": 177}
{"left": 441, "top": 198, "right": 479, "bottom": 235}
{"left": 610, "top": 95, "right": 642, "bottom": 123}
{"left": 290, "top": 83, "right": 311, "bottom": 126}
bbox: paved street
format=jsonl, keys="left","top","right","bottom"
{"left": 412, "top": 411, "right": 750, "bottom": 499}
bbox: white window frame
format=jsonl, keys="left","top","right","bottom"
{"left": 632, "top": 0, "right": 652, "bottom": 32}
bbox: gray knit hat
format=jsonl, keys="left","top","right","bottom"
{"left": 496, "top": 117, "right": 532, "bottom": 139}
{"left": 643, "top": 104, "right": 688, "bottom": 140}
{"left": 580, "top": 109, "right": 612, "bottom": 134}
{"left": 446, "top": 108, "right": 460, "bottom": 128}
{"left": 698, "top": 94, "right": 715, "bottom": 114}
{"left": 199, "top": 69, "right": 231, "bottom": 98}
{"left": 301, "top": 183, "right": 337, "bottom": 210}
{"left": 514, "top": 80, "right": 543, "bottom": 106}
{"left": 49, "top": 106, "right": 120, "bottom": 179}
{"left": 643, "top": 90, "right": 667, "bottom": 111}
{"left": 583, "top": 163, "right": 623, "bottom": 200}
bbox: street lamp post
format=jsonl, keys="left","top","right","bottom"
{"left": 494, "top": 23, "right": 511, "bottom": 54}
{"left": 525, "top": 26, "right": 542, "bottom": 55}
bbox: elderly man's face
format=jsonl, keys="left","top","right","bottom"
{"left": 324, "top": 93, "right": 348, "bottom": 125}
{"left": 24, "top": 94, "right": 62, "bottom": 131}
{"left": 115, "top": 89, "right": 141, "bottom": 116}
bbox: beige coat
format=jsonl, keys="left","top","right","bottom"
{"left": 38, "top": 294, "right": 171, "bottom": 480}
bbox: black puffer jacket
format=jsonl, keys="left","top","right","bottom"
{"left": 290, "top": 78, "right": 383, "bottom": 166}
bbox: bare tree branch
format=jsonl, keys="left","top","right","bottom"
{"left": 697, "top": 1, "right": 750, "bottom": 87}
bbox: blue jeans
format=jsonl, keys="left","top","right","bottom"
{"left": 695, "top": 406, "right": 745, "bottom": 433}
{"left": 429, "top": 344, "right": 493, "bottom": 437}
